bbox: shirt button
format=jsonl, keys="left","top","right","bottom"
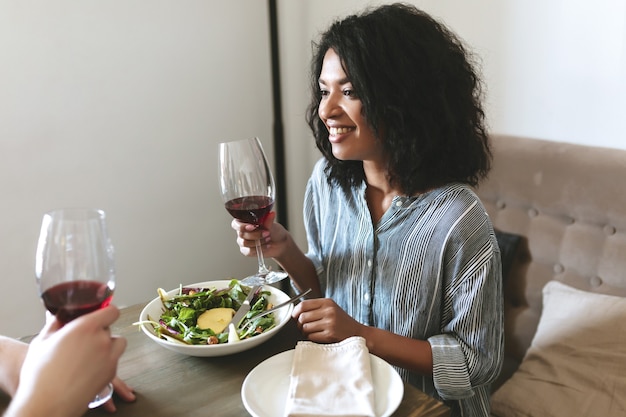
{"left": 395, "top": 200, "right": 403, "bottom": 207}
{"left": 363, "top": 293, "right": 370, "bottom": 302}
{"left": 367, "top": 259, "right": 373, "bottom": 267}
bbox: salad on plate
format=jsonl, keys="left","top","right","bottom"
{"left": 140, "top": 280, "right": 277, "bottom": 345}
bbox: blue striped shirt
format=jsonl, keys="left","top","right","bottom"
{"left": 303, "top": 158, "right": 504, "bottom": 417}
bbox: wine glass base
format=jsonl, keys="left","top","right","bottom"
{"left": 241, "top": 270, "right": 288, "bottom": 286}
{"left": 88, "top": 382, "right": 114, "bottom": 409}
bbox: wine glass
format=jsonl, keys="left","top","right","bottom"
{"left": 218, "top": 137, "right": 288, "bottom": 285}
{"left": 35, "top": 208, "right": 116, "bottom": 409}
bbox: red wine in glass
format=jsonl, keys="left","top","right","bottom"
{"left": 225, "top": 195, "right": 274, "bottom": 226}
{"left": 41, "top": 280, "right": 113, "bottom": 324}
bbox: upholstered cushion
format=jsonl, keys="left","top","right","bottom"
{"left": 490, "top": 280, "right": 626, "bottom": 417}
{"left": 478, "top": 135, "right": 626, "bottom": 367}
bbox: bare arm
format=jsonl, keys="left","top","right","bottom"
{"left": 361, "top": 325, "right": 433, "bottom": 375}
{"left": 272, "top": 230, "right": 322, "bottom": 297}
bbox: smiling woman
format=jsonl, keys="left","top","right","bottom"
{"left": 229, "top": 3, "right": 502, "bottom": 417}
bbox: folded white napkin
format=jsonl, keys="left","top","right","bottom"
{"left": 284, "top": 336, "right": 376, "bottom": 417}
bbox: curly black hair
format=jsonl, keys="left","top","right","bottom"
{"left": 305, "top": 2, "right": 491, "bottom": 194}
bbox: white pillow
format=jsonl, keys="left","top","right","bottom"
{"left": 491, "top": 280, "right": 626, "bottom": 417}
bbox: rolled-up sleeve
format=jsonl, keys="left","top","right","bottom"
{"left": 429, "top": 333, "right": 474, "bottom": 399}
{"left": 429, "top": 247, "right": 504, "bottom": 400}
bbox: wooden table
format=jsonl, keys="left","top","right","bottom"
{"left": 2, "top": 304, "right": 450, "bottom": 417}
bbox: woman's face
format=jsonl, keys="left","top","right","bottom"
{"left": 317, "top": 49, "right": 383, "bottom": 163}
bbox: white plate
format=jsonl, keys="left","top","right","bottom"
{"left": 139, "top": 280, "right": 293, "bottom": 357}
{"left": 241, "top": 349, "right": 404, "bottom": 417}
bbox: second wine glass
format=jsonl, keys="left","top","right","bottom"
{"left": 35, "top": 207, "right": 116, "bottom": 409}
{"left": 218, "top": 137, "right": 288, "bottom": 285}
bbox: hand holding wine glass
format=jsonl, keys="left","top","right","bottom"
{"left": 7, "top": 305, "right": 126, "bottom": 417}
{"left": 35, "top": 208, "right": 117, "bottom": 409}
{"left": 218, "top": 137, "right": 288, "bottom": 285}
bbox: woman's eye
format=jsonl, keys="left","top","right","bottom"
{"left": 319, "top": 89, "right": 329, "bottom": 97}
{"left": 343, "top": 89, "right": 357, "bottom": 98}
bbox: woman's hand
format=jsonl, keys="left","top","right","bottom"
{"left": 231, "top": 211, "right": 289, "bottom": 259}
{"left": 292, "top": 298, "right": 365, "bottom": 343}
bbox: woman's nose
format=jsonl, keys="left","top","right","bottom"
{"left": 318, "top": 93, "right": 341, "bottom": 120}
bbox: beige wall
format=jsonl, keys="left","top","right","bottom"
{"left": 0, "top": 1, "right": 274, "bottom": 337}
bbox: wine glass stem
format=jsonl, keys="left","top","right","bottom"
{"left": 255, "top": 239, "right": 270, "bottom": 276}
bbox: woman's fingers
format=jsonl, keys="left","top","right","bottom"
{"left": 293, "top": 299, "right": 362, "bottom": 343}
{"left": 261, "top": 211, "right": 276, "bottom": 230}
{"left": 111, "top": 376, "right": 136, "bottom": 402}
{"left": 101, "top": 376, "right": 136, "bottom": 412}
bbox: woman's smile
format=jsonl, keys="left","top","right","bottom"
{"left": 328, "top": 126, "right": 356, "bottom": 143}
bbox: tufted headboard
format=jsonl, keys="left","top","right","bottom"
{"left": 475, "top": 134, "right": 626, "bottom": 383}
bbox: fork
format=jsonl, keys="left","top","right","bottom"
{"left": 239, "top": 288, "right": 312, "bottom": 329}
